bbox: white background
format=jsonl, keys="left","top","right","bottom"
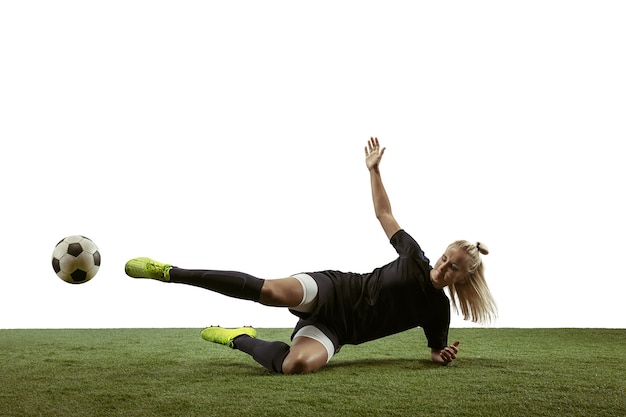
{"left": 1, "top": 1, "right": 624, "bottom": 330}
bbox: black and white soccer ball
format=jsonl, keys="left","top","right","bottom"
{"left": 51, "top": 235, "right": 101, "bottom": 284}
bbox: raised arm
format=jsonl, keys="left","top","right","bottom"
{"left": 365, "top": 137, "right": 401, "bottom": 240}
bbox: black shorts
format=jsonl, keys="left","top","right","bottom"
{"left": 289, "top": 272, "right": 343, "bottom": 354}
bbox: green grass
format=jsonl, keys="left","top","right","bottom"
{"left": 1, "top": 328, "right": 624, "bottom": 417}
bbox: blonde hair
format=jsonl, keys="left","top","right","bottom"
{"left": 446, "top": 240, "right": 497, "bottom": 324}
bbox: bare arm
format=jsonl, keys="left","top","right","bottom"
{"left": 365, "top": 137, "right": 401, "bottom": 240}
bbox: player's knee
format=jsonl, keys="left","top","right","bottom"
{"left": 259, "top": 282, "right": 276, "bottom": 303}
{"left": 281, "top": 351, "right": 324, "bottom": 375}
{"left": 259, "top": 280, "right": 286, "bottom": 306}
{"left": 259, "top": 279, "right": 302, "bottom": 307}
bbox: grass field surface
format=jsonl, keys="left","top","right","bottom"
{"left": 1, "top": 328, "right": 624, "bottom": 417}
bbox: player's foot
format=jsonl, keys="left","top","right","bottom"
{"left": 125, "top": 257, "right": 172, "bottom": 281}
{"left": 200, "top": 326, "right": 257, "bottom": 348}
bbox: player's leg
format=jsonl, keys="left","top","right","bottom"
{"left": 199, "top": 326, "right": 292, "bottom": 373}
{"left": 124, "top": 257, "right": 304, "bottom": 306}
{"left": 169, "top": 267, "right": 271, "bottom": 303}
{"left": 206, "top": 325, "right": 333, "bottom": 374}
{"left": 200, "top": 274, "right": 330, "bottom": 374}
{"left": 259, "top": 273, "right": 317, "bottom": 308}
{"left": 280, "top": 327, "right": 335, "bottom": 374}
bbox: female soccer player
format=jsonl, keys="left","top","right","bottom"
{"left": 125, "top": 137, "right": 497, "bottom": 374}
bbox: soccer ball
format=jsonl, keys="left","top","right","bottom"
{"left": 51, "top": 235, "right": 101, "bottom": 284}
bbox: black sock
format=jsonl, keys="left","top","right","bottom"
{"left": 169, "top": 268, "right": 265, "bottom": 302}
{"left": 232, "top": 335, "right": 290, "bottom": 374}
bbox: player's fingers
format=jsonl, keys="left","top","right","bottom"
{"left": 445, "top": 345, "right": 458, "bottom": 358}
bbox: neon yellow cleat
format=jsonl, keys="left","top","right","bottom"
{"left": 200, "top": 326, "right": 257, "bottom": 348}
{"left": 125, "top": 257, "right": 172, "bottom": 281}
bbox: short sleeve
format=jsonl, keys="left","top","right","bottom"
{"left": 390, "top": 229, "right": 431, "bottom": 265}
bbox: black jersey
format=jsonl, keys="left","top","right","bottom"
{"left": 291, "top": 229, "right": 450, "bottom": 350}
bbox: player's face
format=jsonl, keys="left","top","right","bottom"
{"left": 430, "top": 246, "right": 470, "bottom": 290}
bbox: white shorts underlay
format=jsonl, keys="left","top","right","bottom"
{"left": 292, "top": 324, "right": 336, "bottom": 363}
{"left": 290, "top": 273, "right": 318, "bottom": 313}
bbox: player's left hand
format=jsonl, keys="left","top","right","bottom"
{"left": 433, "top": 340, "right": 460, "bottom": 365}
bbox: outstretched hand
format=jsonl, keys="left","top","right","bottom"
{"left": 365, "top": 137, "right": 386, "bottom": 171}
